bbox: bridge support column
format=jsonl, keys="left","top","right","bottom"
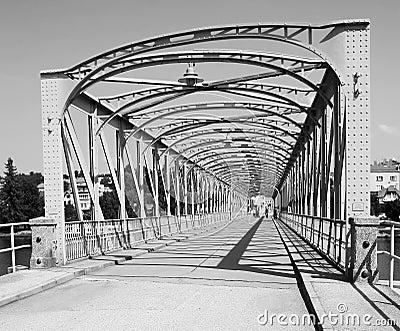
{"left": 40, "top": 74, "right": 73, "bottom": 266}
{"left": 30, "top": 217, "right": 57, "bottom": 268}
{"left": 349, "top": 217, "right": 379, "bottom": 283}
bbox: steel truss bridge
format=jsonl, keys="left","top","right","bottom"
{"left": 38, "top": 20, "right": 377, "bottom": 283}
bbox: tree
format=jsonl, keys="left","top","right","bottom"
{"left": 0, "top": 158, "right": 24, "bottom": 223}
{"left": 99, "top": 191, "right": 120, "bottom": 219}
{"left": 385, "top": 200, "right": 400, "bottom": 222}
{"left": 370, "top": 192, "right": 384, "bottom": 216}
{"left": 16, "top": 172, "right": 44, "bottom": 221}
{"left": 65, "top": 203, "right": 78, "bottom": 221}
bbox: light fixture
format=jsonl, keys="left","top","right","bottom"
{"left": 178, "top": 63, "right": 204, "bottom": 86}
{"left": 224, "top": 133, "right": 233, "bottom": 147}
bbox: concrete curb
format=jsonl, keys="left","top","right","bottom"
{"left": 0, "top": 272, "right": 74, "bottom": 308}
{"left": 0, "top": 259, "right": 117, "bottom": 308}
{"left": 273, "top": 219, "right": 334, "bottom": 331}
{"left": 302, "top": 279, "right": 334, "bottom": 331}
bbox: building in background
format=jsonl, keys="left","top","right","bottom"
{"left": 377, "top": 185, "right": 400, "bottom": 204}
{"left": 38, "top": 174, "right": 113, "bottom": 212}
{"left": 370, "top": 161, "right": 400, "bottom": 193}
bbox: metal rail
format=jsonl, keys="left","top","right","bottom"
{"left": 377, "top": 220, "right": 400, "bottom": 290}
{"left": 279, "top": 212, "right": 347, "bottom": 271}
{"left": 0, "top": 222, "right": 31, "bottom": 273}
{"left": 65, "top": 213, "right": 230, "bottom": 262}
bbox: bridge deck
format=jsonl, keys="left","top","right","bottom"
{"left": 0, "top": 216, "right": 399, "bottom": 330}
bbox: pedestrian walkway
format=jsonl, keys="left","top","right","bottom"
{"left": 0, "top": 216, "right": 399, "bottom": 330}
{"left": 0, "top": 219, "right": 230, "bottom": 309}
{"left": 0, "top": 216, "right": 312, "bottom": 330}
{"left": 275, "top": 219, "right": 400, "bottom": 330}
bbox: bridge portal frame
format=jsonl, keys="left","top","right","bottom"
{"left": 40, "top": 20, "right": 370, "bottom": 267}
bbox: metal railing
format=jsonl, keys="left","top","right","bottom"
{"left": 377, "top": 220, "right": 400, "bottom": 290}
{"left": 65, "top": 212, "right": 231, "bottom": 262}
{"left": 280, "top": 212, "right": 347, "bottom": 271}
{"left": 0, "top": 222, "right": 31, "bottom": 273}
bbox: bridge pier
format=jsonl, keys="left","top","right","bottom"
{"left": 29, "top": 217, "right": 57, "bottom": 269}
{"left": 349, "top": 217, "right": 380, "bottom": 283}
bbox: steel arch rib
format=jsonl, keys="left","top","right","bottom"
{"left": 125, "top": 103, "right": 307, "bottom": 144}
{"left": 101, "top": 82, "right": 315, "bottom": 104}
{"left": 194, "top": 154, "right": 285, "bottom": 172}
{"left": 212, "top": 164, "right": 282, "bottom": 181}
{"left": 172, "top": 138, "right": 292, "bottom": 160}
{"left": 65, "top": 50, "right": 332, "bottom": 124}
{"left": 200, "top": 161, "right": 284, "bottom": 180}
{"left": 58, "top": 21, "right": 365, "bottom": 87}
{"left": 211, "top": 165, "right": 282, "bottom": 181}
{"left": 96, "top": 68, "right": 327, "bottom": 136}
{"left": 217, "top": 172, "right": 278, "bottom": 185}
{"left": 131, "top": 90, "right": 311, "bottom": 119}
{"left": 157, "top": 128, "right": 294, "bottom": 156}
{"left": 179, "top": 147, "right": 287, "bottom": 177}
{"left": 146, "top": 120, "right": 300, "bottom": 156}
{"left": 182, "top": 142, "right": 289, "bottom": 169}
{"left": 187, "top": 156, "right": 285, "bottom": 176}
{"left": 131, "top": 96, "right": 318, "bottom": 128}
{"left": 172, "top": 141, "right": 290, "bottom": 169}
{"left": 193, "top": 152, "right": 286, "bottom": 171}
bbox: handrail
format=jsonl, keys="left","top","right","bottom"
{"left": 64, "top": 212, "right": 232, "bottom": 262}
{"left": 377, "top": 220, "right": 400, "bottom": 290}
{"left": 0, "top": 222, "right": 31, "bottom": 273}
{"left": 279, "top": 212, "right": 347, "bottom": 271}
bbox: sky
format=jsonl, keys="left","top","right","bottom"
{"left": 0, "top": 0, "right": 399, "bottom": 173}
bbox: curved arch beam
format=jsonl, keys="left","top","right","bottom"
{"left": 213, "top": 164, "right": 281, "bottom": 182}
{"left": 65, "top": 50, "right": 331, "bottom": 125}
{"left": 126, "top": 103, "right": 307, "bottom": 144}
{"left": 61, "top": 21, "right": 354, "bottom": 80}
{"left": 172, "top": 139, "right": 292, "bottom": 166}
{"left": 101, "top": 82, "right": 315, "bottom": 104}
{"left": 180, "top": 148, "right": 287, "bottom": 180}
{"left": 195, "top": 152, "right": 285, "bottom": 172}
{"left": 155, "top": 120, "right": 300, "bottom": 158}
{"left": 157, "top": 128, "right": 294, "bottom": 156}
{"left": 215, "top": 171, "right": 279, "bottom": 185}
{"left": 126, "top": 89, "right": 317, "bottom": 125}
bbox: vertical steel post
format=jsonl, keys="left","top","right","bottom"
{"left": 313, "top": 126, "right": 319, "bottom": 216}
{"left": 40, "top": 74, "right": 70, "bottom": 266}
{"left": 165, "top": 154, "right": 171, "bottom": 216}
{"left": 89, "top": 106, "right": 100, "bottom": 220}
{"left": 321, "top": 111, "right": 327, "bottom": 217}
{"left": 175, "top": 160, "right": 180, "bottom": 216}
{"left": 343, "top": 23, "right": 371, "bottom": 219}
{"left": 198, "top": 172, "right": 202, "bottom": 214}
{"left": 191, "top": 170, "right": 195, "bottom": 216}
{"left": 117, "top": 124, "right": 126, "bottom": 222}
{"left": 184, "top": 163, "right": 188, "bottom": 215}
{"left": 138, "top": 139, "right": 146, "bottom": 217}
{"left": 390, "top": 224, "right": 394, "bottom": 289}
{"left": 10, "top": 224, "right": 15, "bottom": 273}
{"left": 333, "top": 84, "right": 341, "bottom": 220}
{"left": 154, "top": 147, "right": 160, "bottom": 217}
